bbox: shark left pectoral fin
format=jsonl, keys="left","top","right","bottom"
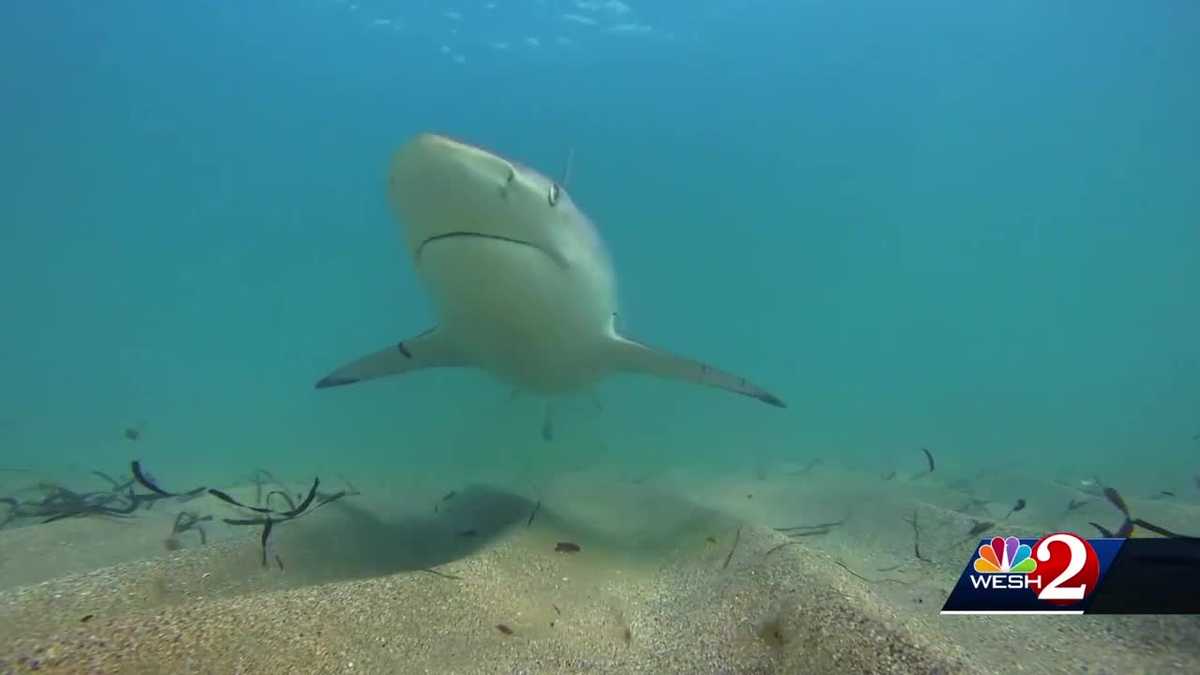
{"left": 315, "top": 327, "right": 466, "bottom": 389}
{"left": 605, "top": 335, "right": 786, "bottom": 408}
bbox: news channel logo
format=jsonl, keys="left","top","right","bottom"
{"left": 941, "top": 532, "right": 1122, "bottom": 614}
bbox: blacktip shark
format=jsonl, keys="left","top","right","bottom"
{"left": 315, "top": 133, "right": 784, "bottom": 436}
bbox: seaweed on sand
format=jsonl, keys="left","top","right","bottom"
{"left": 3, "top": 460, "right": 363, "bottom": 572}
{"left": 164, "top": 511, "right": 213, "bottom": 550}
{"left": 0, "top": 470, "right": 146, "bottom": 525}
{"left": 213, "top": 475, "right": 360, "bottom": 569}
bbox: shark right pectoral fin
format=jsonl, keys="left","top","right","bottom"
{"left": 605, "top": 335, "right": 786, "bottom": 408}
{"left": 315, "top": 328, "right": 466, "bottom": 389}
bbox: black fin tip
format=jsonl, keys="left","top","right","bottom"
{"left": 315, "top": 375, "right": 359, "bottom": 389}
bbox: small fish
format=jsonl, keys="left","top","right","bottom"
{"left": 1066, "top": 498, "right": 1090, "bottom": 512}
{"left": 1093, "top": 487, "right": 1136, "bottom": 538}
{"left": 496, "top": 624, "right": 514, "bottom": 635}
{"left": 458, "top": 529, "right": 478, "bottom": 537}
{"left": 80, "top": 614, "right": 94, "bottom": 623}
{"left": 1004, "top": 498, "right": 1026, "bottom": 519}
{"left": 881, "top": 470, "right": 896, "bottom": 481}
{"left": 705, "top": 536, "right": 717, "bottom": 544}
{"left": 527, "top": 499, "right": 541, "bottom": 527}
{"left": 1159, "top": 491, "right": 1176, "bottom": 498}
{"left": 1078, "top": 477, "right": 1108, "bottom": 498}
{"left": 131, "top": 460, "right": 174, "bottom": 497}
{"left": 746, "top": 494, "right": 753, "bottom": 499}
{"left": 920, "top": 447, "right": 935, "bottom": 473}
{"left": 555, "top": 541, "right": 581, "bottom": 553}
{"left": 123, "top": 427, "right": 141, "bottom": 441}
{"left": 1103, "top": 487, "right": 1130, "bottom": 518}
{"left": 442, "top": 490, "right": 457, "bottom": 502}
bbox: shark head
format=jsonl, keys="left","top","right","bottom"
{"left": 388, "top": 133, "right": 602, "bottom": 269}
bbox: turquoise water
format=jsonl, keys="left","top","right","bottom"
{"left": 2, "top": 1, "right": 1198, "bottom": 496}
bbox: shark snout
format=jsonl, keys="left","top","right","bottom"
{"left": 389, "top": 133, "right": 571, "bottom": 266}
{"left": 405, "top": 133, "right": 516, "bottom": 188}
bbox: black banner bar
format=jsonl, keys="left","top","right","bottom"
{"left": 1086, "top": 538, "right": 1200, "bottom": 614}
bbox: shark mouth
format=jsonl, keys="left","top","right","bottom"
{"left": 416, "top": 231, "right": 565, "bottom": 266}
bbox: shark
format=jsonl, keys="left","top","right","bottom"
{"left": 315, "top": 133, "right": 784, "bottom": 434}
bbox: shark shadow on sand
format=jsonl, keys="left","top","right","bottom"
{"left": 265, "top": 484, "right": 536, "bottom": 587}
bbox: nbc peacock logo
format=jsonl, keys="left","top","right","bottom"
{"left": 973, "top": 536, "right": 1037, "bottom": 574}
{"left": 969, "top": 536, "right": 1041, "bottom": 591}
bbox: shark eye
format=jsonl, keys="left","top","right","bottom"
{"left": 548, "top": 182, "right": 561, "bottom": 206}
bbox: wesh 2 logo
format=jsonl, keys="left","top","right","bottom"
{"left": 969, "top": 533, "right": 1100, "bottom": 605}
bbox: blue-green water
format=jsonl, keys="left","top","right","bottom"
{"left": 2, "top": 1, "right": 1198, "bottom": 493}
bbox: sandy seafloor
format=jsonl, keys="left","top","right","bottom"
{"left": 1, "top": 463, "right": 1198, "bottom": 675}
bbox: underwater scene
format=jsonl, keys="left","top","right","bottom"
{"left": 2, "top": 1, "right": 1198, "bottom": 673}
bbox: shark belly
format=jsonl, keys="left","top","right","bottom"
{"left": 416, "top": 238, "right": 614, "bottom": 394}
